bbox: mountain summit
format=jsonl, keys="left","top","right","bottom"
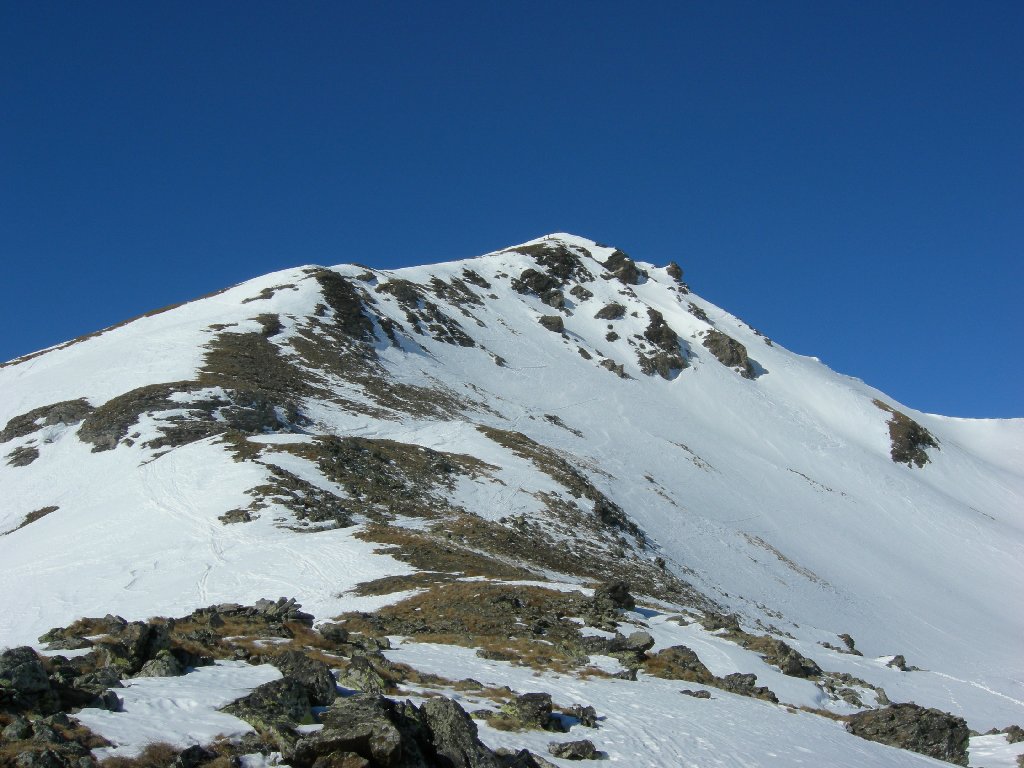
{"left": 1, "top": 234, "right": 1022, "bottom": 766}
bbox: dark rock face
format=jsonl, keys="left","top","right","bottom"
{"left": 511, "top": 243, "right": 594, "bottom": 284}
{"left": 269, "top": 650, "right": 337, "bottom": 706}
{"left": 0, "top": 647, "right": 58, "bottom": 713}
{"left": 680, "top": 689, "right": 711, "bottom": 699}
{"left": 134, "top": 650, "right": 183, "bottom": 678}
{"left": 336, "top": 653, "right": 391, "bottom": 695}
{"left": 592, "top": 581, "right": 635, "bottom": 612}
{"left": 547, "top": 739, "right": 598, "bottom": 760}
{"left": 0, "top": 398, "right": 95, "bottom": 444}
{"left": 645, "top": 645, "right": 715, "bottom": 685}
{"left": 421, "top": 697, "right": 503, "bottom": 768}
{"left": 607, "top": 631, "right": 654, "bottom": 655}
{"left": 636, "top": 309, "right": 687, "bottom": 379}
{"left": 666, "top": 261, "right": 684, "bottom": 281}
{"left": 564, "top": 705, "right": 598, "bottom": 728}
{"left": 702, "top": 330, "right": 757, "bottom": 379}
{"left": 846, "top": 703, "right": 969, "bottom": 765}
{"left": 512, "top": 269, "right": 564, "bottom": 309}
{"left": 717, "top": 673, "right": 778, "bottom": 703}
{"left": 6, "top": 445, "right": 40, "bottom": 467}
{"left": 873, "top": 400, "right": 939, "bottom": 468}
{"left": 289, "top": 693, "right": 502, "bottom": 768}
{"left": 538, "top": 315, "right": 565, "bottom": 334}
{"left": 686, "top": 302, "right": 709, "bottom": 322}
{"left": 602, "top": 250, "right": 646, "bottom": 285}
{"left": 1003, "top": 725, "right": 1024, "bottom": 743}
{"left": 222, "top": 676, "right": 312, "bottom": 733}
{"left": 746, "top": 637, "right": 821, "bottom": 678}
{"left": 594, "top": 303, "right": 626, "bottom": 320}
{"left": 502, "top": 693, "right": 561, "bottom": 732}
{"left": 312, "top": 269, "right": 377, "bottom": 342}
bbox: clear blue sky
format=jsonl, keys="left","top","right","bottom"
{"left": 2, "top": 1, "right": 1021, "bottom": 417}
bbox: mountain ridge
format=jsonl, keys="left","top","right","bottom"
{"left": 1, "top": 233, "right": 1022, "bottom": 765}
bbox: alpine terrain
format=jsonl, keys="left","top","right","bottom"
{"left": 1, "top": 234, "right": 1022, "bottom": 768}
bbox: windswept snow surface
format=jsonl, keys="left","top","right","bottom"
{"left": 75, "top": 661, "right": 281, "bottom": 759}
{"left": 1, "top": 233, "right": 1022, "bottom": 752}
{"left": 385, "top": 639, "right": 958, "bottom": 767}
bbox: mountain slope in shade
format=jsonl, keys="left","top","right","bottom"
{"left": 1, "top": 234, "right": 1021, "bottom": 765}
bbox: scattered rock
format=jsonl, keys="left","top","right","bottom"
{"left": 607, "top": 630, "right": 654, "bottom": 655}
{"left": 680, "top": 689, "right": 711, "bottom": 699}
{"left": 846, "top": 703, "right": 969, "bottom": 765}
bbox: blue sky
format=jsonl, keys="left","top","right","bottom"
{"left": 2, "top": 1, "right": 1021, "bottom": 417}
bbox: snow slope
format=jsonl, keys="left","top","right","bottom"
{"left": 1, "top": 233, "right": 1021, "bottom": 761}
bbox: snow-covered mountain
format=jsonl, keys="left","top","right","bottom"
{"left": 1, "top": 234, "right": 1022, "bottom": 767}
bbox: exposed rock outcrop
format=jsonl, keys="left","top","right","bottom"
{"left": 846, "top": 703, "right": 969, "bottom": 765}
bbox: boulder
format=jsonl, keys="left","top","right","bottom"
{"left": 1003, "top": 725, "right": 1024, "bottom": 743}
{"left": 592, "top": 581, "right": 635, "bottom": 612}
{"left": 270, "top": 650, "right": 337, "bottom": 706}
{"left": 680, "top": 689, "right": 712, "bottom": 699}
{"left": 538, "top": 315, "right": 564, "bottom": 334}
{"left": 134, "top": 650, "right": 183, "bottom": 678}
{"left": 602, "top": 250, "right": 646, "bottom": 285}
{"left": 337, "top": 653, "right": 391, "bottom": 695}
{"left": 565, "top": 704, "right": 598, "bottom": 728}
{"left": 421, "top": 696, "right": 503, "bottom": 768}
{"left": 547, "top": 739, "right": 598, "bottom": 760}
{"left": 2, "top": 714, "right": 32, "bottom": 741}
{"left": 594, "top": 303, "right": 626, "bottom": 320}
{"left": 318, "top": 622, "right": 350, "bottom": 645}
{"left": 645, "top": 645, "right": 715, "bottom": 685}
{"left": 0, "top": 647, "right": 51, "bottom": 694}
{"left": 0, "top": 646, "right": 58, "bottom": 713}
{"left": 222, "top": 676, "right": 311, "bottom": 734}
{"left": 502, "top": 692, "right": 560, "bottom": 731}
{"left": 718, "top": 673, "right": 778, "bottom": 703}
{"left": 495, "top": 749, "right": 559, "bottom": 768}
{"left": 846, "top": 703, "right": 969, "bottom": 765}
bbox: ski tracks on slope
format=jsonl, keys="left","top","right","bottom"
{"left": 139, "top": 444, "right": 231, "bottom": 605}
